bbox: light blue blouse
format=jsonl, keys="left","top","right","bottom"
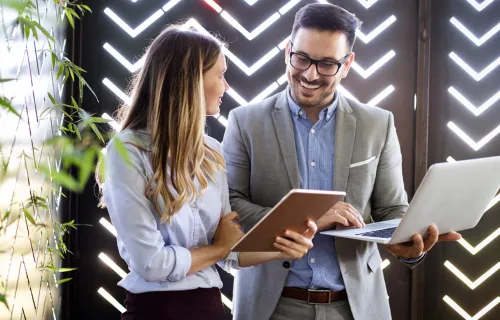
{"left": 103, "top": 129, "right": 240, "bottom": 294}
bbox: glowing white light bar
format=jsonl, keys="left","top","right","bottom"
{"left": 220, "top": 11, "right": 280, "bottom": 40}
{"left": 450, "top": 18, "right": 500, "bottom": 47}
{"left": 98, "top": 288, "right": 126, "bottom": 313}
{"left": 444, "top": 260, "right": 500, "bottom": 290}
{"left": 448, "top": 87, "right": 500, "bottom": 116}
{"left": 162, "top": 0, "right": 182, "bottom": 12}
{"left": 99, "top": 217, "right": 117, "bottom": 237}
{"left": 244, "top": 0, "right": 259, "bottom": 4}
{"left": 217, "top": 115, "right": 228, "bottom": 127}
{"left": 338, "top": 85, "right": 358, "bottom": 102}
{"left": 449, "top": 52, "right": 500, "bottom": 81}
{"left": 250, "top": 83, "right": 280, "bottom": 104}
{"left": 443, "top": 295, "right": 500, "bottom": 319}
{"left": 277, "top": 73, "right": 288, "bottom": 85}
{"left": 222, "top": 293, "right": 233, "bottom": 309}
{"left": 447, "top": 121, "right": 500, "bottom": 151}
{"left": 368, "top": 85, "right": 395, "bottom": 106}
{"left": 103, "top": 43, "right": 145, "bottom": 73}
{"left": 279, "top": 37, "right": 290, "bottom": 50}
{"left": 381, "top": 259, "right": 390, "bottom": 270}
{"left": 102, "top": 78, "right": 132, "bottom": 105}
{"left": 279, "top": 0, "right": 302, "bottom": 15}
{"left": 487, "top": 194, "right": 500, "bottom": 212}
{"left": 458, "top": 227, "right": 500, "bottom": 255}
{"left": 357, "top": 16, "right": 397, "bottom": 44}
{"left": 355, "top": 0, "right": 380, "bottom": 9}
{"left": 99, "top": 252, "right": 128, "bottom": 279}
{"left": 465, "top": 0, "right": 496, "bottom": 12}
{"left": 447, "top": 156, "right": 456, "bottom": 163}
{"left": 102, "top": 113, "right": 121, "bottom": 131}
{"left": 227, "top": 88, "right": 248, "bottom": 106}
{"left": 204, "top": 0, "right": 222, "bottom": 13}
{"left": 351, "top": 50, "right": 396, "bottom": 78}
{"left": 104, "top": 8, "right": 164, "bottom": 38}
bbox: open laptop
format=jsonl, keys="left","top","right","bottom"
{"left": 321, "top": 156, "right": 500, "bottom": 244}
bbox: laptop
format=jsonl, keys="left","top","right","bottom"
{"left": 321, "top": 156, "right": 500, "bottom": 244}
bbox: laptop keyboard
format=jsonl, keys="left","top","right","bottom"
{"left": 356, "top": 227, "right": 397, "bottom": 238}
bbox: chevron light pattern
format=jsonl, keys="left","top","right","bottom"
{"left": 444, "top": 296, "right": 500, "bottom": 320}
{"left": 450, "top": 18, "right": 500, "bottom": 46}
{"left": 441, "top": 1, "right": 500, "bottom": 319}
{"left": 444, "top": 261, "right": 500, "bottom": 290}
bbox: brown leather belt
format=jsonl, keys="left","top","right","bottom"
{"left": 281, "top": 287, "right": 347, "bottom": 304}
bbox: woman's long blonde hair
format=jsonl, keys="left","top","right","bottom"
{"left": 99, "top": 26, "right": 225, "bottom": 223}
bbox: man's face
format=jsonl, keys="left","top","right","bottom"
{"left": 286, "top": 28, "right": 354, "bottom": 109}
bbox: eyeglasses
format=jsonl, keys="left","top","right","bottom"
{"left": 289, "top": 43, "right": 351, "bottom": 77}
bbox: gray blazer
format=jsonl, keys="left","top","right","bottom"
{"left": 222, "top": 89, "right": 409, "bottom": 320}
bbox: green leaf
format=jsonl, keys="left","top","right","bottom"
{"left": 39, "top": 164, "right": 81, "bottom": 191}
{"left": 73, "top": 123, "right": 81, "bottom": 140}
{"left": 23, "top": 209, "right": 36, "bottom": 225}
{"left": 56, "top": 277, "right": 72, "bottom": 285}
{"left": 47, "top": 92, "right": 56, "bottom": 105}
{"left": 0, "top": 292, "right": 9, "bottom": 311}
{"left": 31, "top": 20, "right": 55, "bottom": 43}
{"left": 56, "top": 64, "right": 64, "bottom": 80}
{"left": 89, "top": 117, "right": 110, "bottom": 124}
{"left": 71, "top": 97, "right": 80, "bottom": 111}
{"left": 78, "top": 149, "right": 94, "bottom": 188}
{"left": 55, "top": 267, "right": 77, "bottom": 273}
{"left": 0, "top": 97, "right": 21, "bottom": 118}
{"left": 65, "top": 10, "right": 75, "bottom": 28}
{"left": 81, "top": 5, "right": 92, "bottom": 13}
{"left": 0, "top": 78, "right": 14, "bottom": 83}
{"left": 89, "top": 123, "right": 105, "bottom": 143}
{"left": 113, "top": 138, "right": 131, "bottom": 166}
{"left": 51, "top": 52, "right": 57, "bottom": 69}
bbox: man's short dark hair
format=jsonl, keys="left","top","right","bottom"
{"left": 291, "top": 3, "right": 362, "bottom": 50}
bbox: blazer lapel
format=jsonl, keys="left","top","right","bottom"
{"left": 334, "top": 94, "right": 357, "bottom": 192}
{"left": 271, "top": 90, "right": 300, "bottom": 189}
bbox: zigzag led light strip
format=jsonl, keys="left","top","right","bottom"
{"left": 443, "top": 295, "right": 500, "bottom": 320}
{"left": 465, "top": 0, "right": 496, "bottom": 12}
{"left": 448, "top": 86, "right": 500, "bottom": 116}
{"left": 449, "top": 52, "right": 500, "bottom": 81}
{"left": 104, "top": 0, "right": 182, "bottom": 38}
{"left": 98, "top": 216, "right": 234, "bottom": 310}
{"left": 447, "top": 122, "right": 500, "bottom": 151}
{"left": 351, "top": 50, "right": 396, "bottom": 79}
{"left": 444, "top": 261, "right": 500, "bottom": 290}
{"left": 446, "top": 157, "right": 500, "bottom": 254}
{"left": 450, "top": 17, "right": 500, "bottom": 46}
{"left": 204, "top": 0, "right": 300, "bottom": 40}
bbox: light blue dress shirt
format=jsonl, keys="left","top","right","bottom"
{"left": 103, "top": 129, "right": 240, "bottom": 294}
{"left": 284, "top": 90, "right": 346, "bottom": 291}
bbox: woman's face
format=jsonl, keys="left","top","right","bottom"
{"left": 203, "top": 52, "right": 230, "bottom": 116}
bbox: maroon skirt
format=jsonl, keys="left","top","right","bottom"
{"left": 121, "top": 288, "right": 225, "bottom": 320}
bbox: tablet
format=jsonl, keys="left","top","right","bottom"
{"left": 231, "top": 189, "right": 346, "bottom": 252}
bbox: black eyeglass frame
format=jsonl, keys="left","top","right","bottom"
{"left": 289, "top": 42, "right": 351, "bottom": 76}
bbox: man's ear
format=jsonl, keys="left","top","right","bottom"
{"left": 341, "top": 52, "right": 356, "bottom": 78}
{"left": 285, "top": 40, "right": 291, "bottom": 65}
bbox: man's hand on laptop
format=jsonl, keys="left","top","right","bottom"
{"left": 384, "top": 224, "right": 462, "bottom": 259}
{"left": 316, "top": 202, "right": 366, "bottom": 231}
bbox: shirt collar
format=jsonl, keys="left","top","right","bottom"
{"left": 287, "top": 88, "right": 338, "bottom": 122}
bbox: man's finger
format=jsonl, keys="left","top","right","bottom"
{"left": 413, "top": 234, "right": 424, "bottom": 255}
{"left": 438, "top": 232, "right": 462, "bottom": 242}
{"left": 302, "top": 221, "right": 318, "bottom": 239}
{"left": 276, "top": 236, "right": 308, "bottom": 254}
{"left": 339, "top": 210, "right": 363, "bottom": 228}
{"left": 423, "top": 225, "right": 439, "bottom": 252}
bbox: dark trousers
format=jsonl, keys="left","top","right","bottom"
{"left": 122, "top": 288, "right": 225, "bottom": 320}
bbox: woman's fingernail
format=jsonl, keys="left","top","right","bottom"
{"left": 285, "top": 231, "right": 290, "bottom": 236}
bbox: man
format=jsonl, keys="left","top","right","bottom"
{"left": 222, "top": 3, "right": 460, "bottom": 320}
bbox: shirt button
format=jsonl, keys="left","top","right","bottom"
{"left": 310, "top": 258, "right": 316, "bottom": 264}
{"left": 310, "top": 129, "right": 315, "bottom": 134}
{"left": 283, "top": 261, "right": 291, "bottom": 269}
{"left": 299, "top": 111, "right": 303, "bottom": 115}
{"left": 311, "top": 161, "right": 316, "bottom": 167}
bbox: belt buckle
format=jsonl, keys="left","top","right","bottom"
{"left": 307, "top": 289, "right": 331, "bottom": 304}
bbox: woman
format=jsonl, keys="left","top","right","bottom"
{"left": 99, "top": 25, "right": 317, "bottom": 319}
